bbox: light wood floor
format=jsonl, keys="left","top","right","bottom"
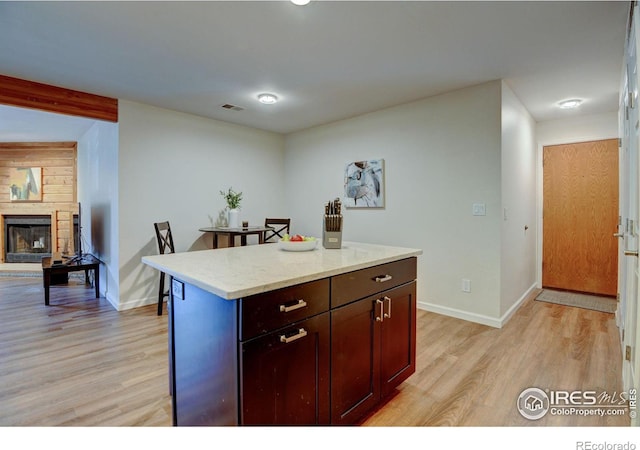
{"left": 0, "top": 278, "right": 629, "bottom": 426}
{"left": 363, "top": 290, "right": 628, "bottom": 426}
{"left": 0, "top": 277, "right": 171, "bottom": 426}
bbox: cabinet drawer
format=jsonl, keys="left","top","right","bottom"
{"left": 240, "top": 278, "right": 330, "bottom": 341}
{"left": 331, "top": 257, "right": 416, "bottom": 308}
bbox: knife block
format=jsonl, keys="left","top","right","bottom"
{"left": 323, "top": 215, "right": 343, "bottom": 249}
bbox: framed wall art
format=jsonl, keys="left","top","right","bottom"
{"left": 343, "top": 159, "right": 384, "bottom": 208}
{"left": 8, "top": 167, "right": 42, "bottom": 202}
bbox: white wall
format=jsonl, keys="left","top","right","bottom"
{"left": 500, "top": 81, "right": 537, "bottom": 319}
{"left": 77, "top": 120, "right": 120, "bottom": 306}
{"left": 284, "top": 81, "right": 510, "bottom": 325}
{"left": 537, "top": 112, "right": 618, "bottom": 146}
{"left": 116, "top": 100, "right": 285, "bottom": 310}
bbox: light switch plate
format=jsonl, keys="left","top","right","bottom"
{"left": 472, "top": 203, "right": 486, "bottom": 216}
{"left": 172, "top": 279, "right": 184, "bottom": 300}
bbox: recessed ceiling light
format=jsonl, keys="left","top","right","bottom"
{"left": 558, "top": 99, "right": 582, "bottom": 109}
{"left": 291, "top": 0, "right": 311, "bottom": 5}
{"left": 258, "top": 93, "right": 278, "bottom": 105}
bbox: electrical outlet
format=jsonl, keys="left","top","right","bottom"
{"left": 172, "top": 279, "right": 185, "bottom": 300}
{"left": 462, "top": 279, "right": 471, "bottom": 293}
{"left": 472, "top": 203, "right": 486, "bottom": 216}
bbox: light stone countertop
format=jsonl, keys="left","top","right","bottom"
{"left": 142, "top": 241, "right": 422, "bottom": 300}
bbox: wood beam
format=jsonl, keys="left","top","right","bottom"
{"left": 0, "top": 74, "right": 118, "bottom": 122}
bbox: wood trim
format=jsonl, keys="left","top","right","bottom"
{"left": 0, "top": 141, "right": 77, "bottom": 150}
{"left": 0, "top": 215, "right": 4, "bottom": 265}
{"left": 0, "top": 74, "right": 118, "bottom": 122}
{"left": 51, "top": 211, "right": 59, "bottom": 256}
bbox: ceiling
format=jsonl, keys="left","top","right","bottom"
{"left": 0, "top": 1, "right": 631, "bottom": 135}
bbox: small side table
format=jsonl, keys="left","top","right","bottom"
{"left": 198, "top": 226, "right": 273, "bottom": 249}
{"left": 41, "top": 254, "right": 101, "bottom": 306}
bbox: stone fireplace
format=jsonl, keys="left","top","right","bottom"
{"left": 4, "top": 215, "right": 52, "bottom": 262}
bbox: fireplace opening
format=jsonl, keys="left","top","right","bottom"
{"left": 4, "top": 215, "right": 52, "bottom": 263}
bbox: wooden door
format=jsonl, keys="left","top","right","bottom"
{"left": 542, "top": 139, "right": 619, "bottom": 296}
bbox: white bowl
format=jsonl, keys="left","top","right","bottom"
{"left": 277, "top": 239, "right": 318, "bottom": 252}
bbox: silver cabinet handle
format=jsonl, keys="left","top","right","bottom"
{"left": 614, "top": 232, "right": 624, "bottom": 238}
{"left": 375, "top": 275, "right": 393, "bottom": 283}
{"left": 375, "top": 299, "right": 384, "bottom": 322}
{"left": 280, "top": 328, "right": 307, "bottom": 344}
{"left": 625, "top": 250, "right": 639, "bottom": 257}
{"left": 279, "top": 299, "right": 307, "bottom": 313}
{"left": 383, "top": 296, "right": 392, "bottom": 319}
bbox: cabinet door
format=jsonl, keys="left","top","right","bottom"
{"left": 240, "top": 312, "right": 330, "bottom": 425}
{"left": 330, "top": 295, "right": 381, "bottom": 425}
{"left": 380, "top": 282, "right": 416, "bottom": 398}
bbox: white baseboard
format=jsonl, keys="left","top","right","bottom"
{"left": 417, "top": 283, "right": 536, "bottom": 329}
{"left": 501, "top": 283, "right": 537, "bottom": 325}
{"left": 112, "top": 295, "right": 157, "bottom": 311}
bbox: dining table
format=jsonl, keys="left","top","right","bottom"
{"left": 198, "top": 225, "right": 273, "bottom": 249}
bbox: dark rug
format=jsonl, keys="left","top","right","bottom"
{"left": 535, "top": 289, "right": 617, "bottom": 314}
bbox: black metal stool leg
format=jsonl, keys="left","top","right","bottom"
{"left": 158, "top": 272, "right": 165, "bottom": 316}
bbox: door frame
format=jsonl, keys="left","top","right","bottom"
{"left": 536, "top": 138, "right": 620, "bottom": 293}
{"left": 622, "top": 6, "right": 640, "bottom": 426}
{"left": 539, "top": 139, "right": 619, "bottom": 296}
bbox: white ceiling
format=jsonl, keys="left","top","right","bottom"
{"left": 0, "top": 104, "right": 97, "bottom": 142}
{"left": 0, "top": 1, "right": 630, "bottom": 136}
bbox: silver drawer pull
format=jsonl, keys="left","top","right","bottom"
{"left": 279, "top": 299, "right": 307, "bottom": 313}
{"left": 280, "top": 328, "right": 307, "bottom": 344}
{"left": 375, "top": 299, "right": 384, "bottom": 322}
{"left": 374, "top": 274, "right": 393, "bottom": 283}
{"left": 383, "top": 296, "right": 392, "bottom": 319}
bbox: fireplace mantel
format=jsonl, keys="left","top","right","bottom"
{"left": 0, "top": 205, "right": 79, "bottom": 263}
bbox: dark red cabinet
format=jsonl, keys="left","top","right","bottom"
{"left": 169, "top": 257, "right": 417, "bottom": 426}
{"left": 241, "top": 312, "right": 330, "bottom": 425}
{"left": 331, "top": 292, "right": 380, "bottom": 424}
{"left": 331, "top": 282, "right": 416, "bottom": 425}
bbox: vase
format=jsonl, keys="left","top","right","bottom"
{"left": 228, "top": 208, "right": 240, "bottom": 228}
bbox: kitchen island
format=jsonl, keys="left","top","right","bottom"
{"left": 142, "top": 241, "right": 422, "bottom": 426}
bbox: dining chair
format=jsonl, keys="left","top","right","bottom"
{"left": 264, "top": 218, "right": 291, "bottom": 243}
{"left": 154, "top": 221, "right": 175, "bottom": 315}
